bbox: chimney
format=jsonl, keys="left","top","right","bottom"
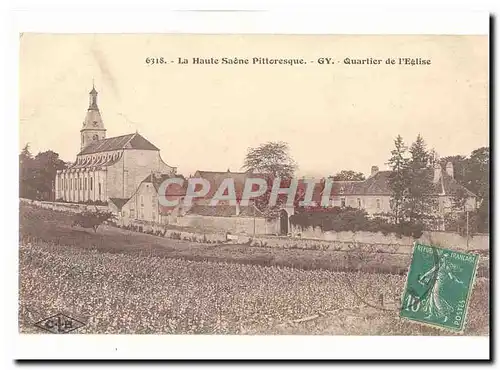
{"left": 370, "top": 166, "right": 379, "bottom": 177}
{"left": 433, "top": 163, "right": 442, "bottom": 183}
{"left": 445, "top": 162, "right": 454, "bottom": 179}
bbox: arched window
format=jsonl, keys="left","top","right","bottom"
{"left": 90, "top": 177, "right": 93, "bottom": 191}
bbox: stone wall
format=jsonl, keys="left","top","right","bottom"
{"left": 173, "top": 214, "right": 279, "bottom": 235}
{"left": 22, "top": 199, "right": 488, "bottom": 254}
{"left": 21, "top": 198, "right": 109, "bottom": 213}
{"left": 291, "top": 226, "right": 489, "bottom": 251}
{"left": 113, "top": 217, "right": 487, "bottom": 256}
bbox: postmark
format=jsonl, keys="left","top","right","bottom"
{"left": 400, "top": 243, "right": 479, "bottom": 333}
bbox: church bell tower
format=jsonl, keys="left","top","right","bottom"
{"left": 80, "top": 83, "right": 106, "bottom": 150}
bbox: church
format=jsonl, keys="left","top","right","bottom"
{"left": 55, "top": 86, "right": 176, "bottom": 203}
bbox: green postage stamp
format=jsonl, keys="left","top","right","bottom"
{"left": 400, "top": 243, "right": 479, "bottom": 332}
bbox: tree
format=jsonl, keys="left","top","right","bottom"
{"left": 451, "top": 187, "right": 469, "bottom": 213}
{"left": 72, "top": 209, "right": 115, "bottom": 233}
{"left": 405, "top": 134, "right": 437, "bottom": 226}
{"left": 242, "top": 141, "right": 297, "bottom": 179}
{"left": 440, "top": 147, "right": 489, "bottom": 233}
{"left": 332, "top": 170, "right": 365, "bottom": 181}
{"left": 19, "top": 146, "right": 67, "bottom": 200}
{"left": 19, "top": 144, "right": 36, "bottom": 199}
{"left": 32, "top": 150, "right": 67, "bottom": 200}
{"left": 387, "top": 135, "right": 410, "bottom": 225}
{"left": 465, "top": 147, "right": 489, "bottom": 232}
{"left": 444, "top": 186, "right": 478, "bottom": 236}
{"left": 242, "top": 141, "right": 298, "bottom": 219}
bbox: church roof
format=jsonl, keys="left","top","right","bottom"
{"left": 78, "top": 133, "right": 159, "bottom": 155}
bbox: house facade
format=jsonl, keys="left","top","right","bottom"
{"left": 110, "top": 172, "right": 187, "bottom": 224}
{"left": 326, "top": 164, "right": 477, "bottom": 216}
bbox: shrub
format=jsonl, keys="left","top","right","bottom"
{"left": 71, "top": 209, "right": 115, "bottom": 233}
{"left": 170, "top": 232, "right": 181, "bottom": 240}
{"left": 290, "top": 207, "right": 424, "bottom": 238}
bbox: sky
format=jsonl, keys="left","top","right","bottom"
{"left": 19, "top": 34, "right": 488, "bottom": 178}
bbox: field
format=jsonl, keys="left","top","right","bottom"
{"left": 19, "top": 204, "right": 489, "bottom": 335}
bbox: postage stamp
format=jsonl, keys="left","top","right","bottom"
{"left": 400, "top": 243, "right": 479, "bottom": 333}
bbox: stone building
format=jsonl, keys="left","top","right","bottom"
{"left": 113, "top": 172, "right": 187, "bottom": 224}
{"left": 55, "top": 86, "right": 176, "bottom": 203}
{"left": 327, "top": 164, "right": 477, "bottom": 216}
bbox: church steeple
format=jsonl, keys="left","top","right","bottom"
{"left": 89, "top": 82, "right": 99, "bottom": 110}
{"left": 80, "top": 84, "right": 106, "bottom": 150}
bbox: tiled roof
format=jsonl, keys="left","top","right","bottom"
{"left": 109, "top": 197, "right": 129, "bottom": 210}
{"left": 128, "top": 133, "right": 159, "bottom": 151}
{"left": 192, "top": 170, "right": 262, "bottom": 199}
{"left": 78, "top": 133, "right": 159, "bottom": 155}
{"left": 441, "top": 172, "right": 477, "bottom": 197}
{"left": 329, "top": 171, "right": 392, "bottom": 196}
{"left": 142, "top": 173, "right": 187, "bottom": 194}
{"left": 296, "top": 179, "right": 329, "bottom": 204}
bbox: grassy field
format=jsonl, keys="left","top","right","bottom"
{"left": 19, "top": 204, "right": 489, "bottom": 335}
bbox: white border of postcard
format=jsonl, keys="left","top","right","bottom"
{"left": 6, "top": 4, "right": 490, "bottom": 361}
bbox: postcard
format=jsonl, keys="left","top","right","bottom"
{"left": 14, "top": 11, "right": 490, "bottom": 361}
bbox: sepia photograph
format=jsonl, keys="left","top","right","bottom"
{"left": 15, "top": 28, "right": 490, "bottom": 358}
